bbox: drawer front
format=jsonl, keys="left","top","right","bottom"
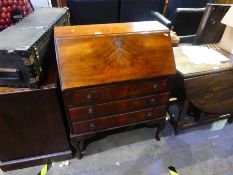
{"left": 65, "top": 79, "right": 168, "bottom": 107}
{"left": 69, "top": 92, "right": 170, "bottom": 122}
{"left": 72, "top": 106, "right": 166, "bottom": 135}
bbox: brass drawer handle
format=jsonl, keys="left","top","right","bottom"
{"left": 89, "top": 122, "right": 96, "bottom": 129}
{"left": 147, "top": 112, "right": 153, "bottom": 119}
{"left": 87, "top": 94, "right": 93, "bottom": 102}
{"left": 150, "top": 98, "right": 156, "bottom": 105}
{"left": 88, "top": 108, "right": 94, "bottom": 115}
{"left": 153, "top": 82, "right": 159, "bottom": 89}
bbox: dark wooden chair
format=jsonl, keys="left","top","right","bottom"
{"left": 193, "top": 4, "right": 231, "bottom": 45}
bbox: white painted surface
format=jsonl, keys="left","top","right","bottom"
{"left": 219, "top": 26, "right": 233, "bottom": 54}
{"left": 30, "top": 0, "right": 52, "bottom": 9}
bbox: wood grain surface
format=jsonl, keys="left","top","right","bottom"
{"left": 72, "top": 106, "right": 166, "bottom": 134}
{"left": 174, "top": 45, "right": 233, "bottom": 114}
{"left": 185, "top": 70, "right": 233, "bottom": 113}
{"left": 54, "top": 21, "right": 168, "bottom": 38}
{"left": 69, "top": 93, "right": 169, "bottom": 122}
{"left": 64, "top": 79, "right": 169, "bottom": 107}
{"left": 55, "top": 21, "right": 175, "bottom": 90}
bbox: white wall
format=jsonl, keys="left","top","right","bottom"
{"left": 30, "top": 0, "right": 52, "bottom": 9}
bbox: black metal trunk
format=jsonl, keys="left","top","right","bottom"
{"left": 0, "top": 8, "right": 70, "bottom": 88}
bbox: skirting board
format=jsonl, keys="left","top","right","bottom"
{"left": 0, "top": 150, "right": 72, "bottom": 172}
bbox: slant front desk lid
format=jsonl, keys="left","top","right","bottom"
{"left": 54, "top": 21, "right": 176, "bottom": 91}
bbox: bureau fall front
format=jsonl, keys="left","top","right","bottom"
{"left": 54, "top": 21, "right": 176, "bottom": 158}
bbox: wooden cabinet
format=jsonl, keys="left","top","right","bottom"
{"left": 54, "top": 21, "right": 176, "bottom": 158}
{"left": 0, "top": 67, "right": 72, "bottom": 171}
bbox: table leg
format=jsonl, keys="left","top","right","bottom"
{"left": 176, "top": 98, "right": 190, "bottom": 133}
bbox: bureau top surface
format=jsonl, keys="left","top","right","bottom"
{"left": 54, "top": 21, "right": 168, "bottom": 37}
{"left": 55, "top": 21, "right": 176, "bottom": 91}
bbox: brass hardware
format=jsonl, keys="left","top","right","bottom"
{"left": 29, "top": 56, "right": 35, "bottom": 65}
{"left": 0, "top": 68, "right": 18, "bottom": 73}
{"left": 153, "top": 82, "right": 159, "bottom": 89}
{"left": 88, "top": 108, "right": 94, "bottom": 115}
{"left": 36, "top": 76, "right": 40, "bottom": 82}
{"left": 87, "top": 94, "right": 93, "bottom": 102}
{"left": 89, "top": 122, "right": 96, "bottom": 129}
{"left": 113, "top": 37, "right": 124, "bottom": 48}
{"left": 150, "top": 99, "right": 156, "bottom": 105}
{"left": 22, "top": 57, "right": 32, "bottom": 66}
{"left": 147, "top": 112, "right": 153, "bottom": 119}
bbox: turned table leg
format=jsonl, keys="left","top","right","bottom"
{"left": 176, "top": 98, "right": 189, "bottom": 134}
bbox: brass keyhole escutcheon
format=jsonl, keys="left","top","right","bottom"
{"left": 87, "top": 94, "right": 93, "bottom": 102}
{"left": 147, "top": 112, "right": 153, "bottom": 119}
{"left": 89, "top": 122, "right": 96, "bottom": 129}
{"left": 113, "top": 37, "right": 124, "bottom": 48}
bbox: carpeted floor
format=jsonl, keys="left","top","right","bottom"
{"left": 1, "top": 117, "right": 233, "bottom": 175}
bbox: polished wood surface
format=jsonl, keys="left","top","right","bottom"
{"left": 185, "top": 70, "right": 233, "bottom": 113}
{"left": 69, "top": 93, "right": 169, "bottom": 122}
{"left": 72, "top": 106, "right": 166, "bottom": 134}
{"left": 0, "top": 67, "right": 71, "bottom": 171}
{"left": 214, "top": 0, "right": 233, "bottom": 3}
{"left": 58, "top": 0, "right": 67, "bottom": 7}
{"left": 64, "top": 79, "right": 168, "bottom": 107}
{"left": 55, "top": 21, "right": 168, "bottom": 38}
{"left": 56, "top": 21, "right": 176, "bottom": 158}
{"left": 55, "top": 21, "right": 175, "bottom": 90}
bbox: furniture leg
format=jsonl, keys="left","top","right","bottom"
{"left": 155, "top": 120, "right": 166, "bottom": 141}
{"left": 176, "top": 98, "right": 189, "bottom": 134}
{"left": 227, "top": 115, "right": 233, "bottom": 123}
{"left": 71, "top": 140, "right": 83, "bottom": 159}
{"left": 167, "top": 107, "right": 179, "bottom": 135}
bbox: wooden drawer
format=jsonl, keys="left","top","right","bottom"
{"left": 69, "top": 92, "right": 170, "bottom": 122}
{"left": 72, "top": 106, "right": 166, "bottom": 134}
{"left": 65, "top": 79, "right": 168, "bottom": 107}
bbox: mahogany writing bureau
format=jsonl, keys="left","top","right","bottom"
{"left": 54, "top": 21, "right": 176, "bottom": 158}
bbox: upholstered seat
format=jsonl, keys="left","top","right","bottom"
{"left": 67, "top": 0, "right": 119, "bottom": 25}
{"left": 119, "top": 0, "right": 165, "bottom": 22}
